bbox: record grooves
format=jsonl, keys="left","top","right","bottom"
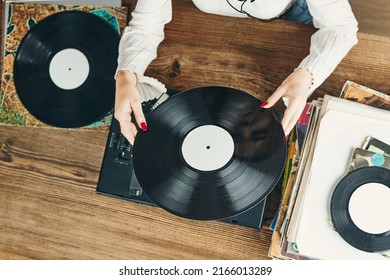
{"left": 13, "top": 11, "right": 120, "bottom": 128}
{"left": 133, "top": 86, "right": 287, "bottom": 220}
{"left": 331, "top": 166, "right": 390, "bottom": 253}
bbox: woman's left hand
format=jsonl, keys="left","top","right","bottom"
{"left": 260, "top": 68, "right": 312, "bottom": 136}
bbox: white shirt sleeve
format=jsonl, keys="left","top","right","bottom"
{"left": 300, "top": 0, "right": 358, "bottom": 95}
{"left": 117, "top": 0, "right": 358, "bottom": 101}
{"left": 116, "top": 0, "right": 172, "bottom": 76}
{"left": 116, "top": 0, "right": 172, "bottom": 101}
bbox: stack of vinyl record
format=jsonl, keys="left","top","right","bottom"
{"left": 269, "top": 81, "right": 390, "bottom": 260}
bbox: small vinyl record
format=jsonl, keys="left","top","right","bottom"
{"left": 13, "top": 11, "right": 120, "bottom": 128}
{"left": 331, "top": 166, "right": 390, "bottom": 253}
{"left": 133, "top": 86, "right": 287, "bottom": 220}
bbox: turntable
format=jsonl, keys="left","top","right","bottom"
{"left": 97, "top": 87, "right": 287, "bottom": 229}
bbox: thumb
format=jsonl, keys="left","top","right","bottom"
{"left": 260, "top": 85, "right": 286, "bottom": 108}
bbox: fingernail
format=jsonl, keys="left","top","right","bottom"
{"left": 260, "top": 101, "right": 268, "bottom": 108}
{"left": 140, "top": 122, "right": 147, "bottom": 131}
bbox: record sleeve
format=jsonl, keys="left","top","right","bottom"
{"left": 348, "top": 148, "right": 390, "bottom": 172}
{"left": 362, "top": 137, "right": 390, "bottom": 156}
{"left": 340, "top": 80, "right": 390, "bottom": 111}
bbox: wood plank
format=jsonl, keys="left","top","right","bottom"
{"left": 350, "top": 0, "right": 390, "bottom": 37}
{"left": 0, "top": 124, "right": 279, "bottom": 259}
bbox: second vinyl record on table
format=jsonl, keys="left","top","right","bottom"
{"left": 13, "top": 11, "right": 120, "bottom": 128}
{"left": 331, "top": 166, "right": 390, "bottom": 253}
{"left": 133, "top": 86, "right": 287, "bottom": 220}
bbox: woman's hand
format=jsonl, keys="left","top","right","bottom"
{"left": 114, "top": 70, "right": 147, "bottom": 144}
{"left": 261, "top": 68, "right": 312, "bottom": 136}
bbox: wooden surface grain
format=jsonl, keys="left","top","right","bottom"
{"left": 0, "top": 124, "right": 277, "bottom": 260}
{"left": 0, "top": 0, "right": 389, "bottom": 260}
{"left": 350, "top": 0, "right": 390, "bottom": 37}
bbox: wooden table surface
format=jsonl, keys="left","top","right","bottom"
{"left": 0, "top": 0, "right": 389, "bottom": 260}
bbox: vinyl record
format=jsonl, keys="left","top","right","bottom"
{"left": 331, "top": 166, "right": 390, "bottom": 253}
{"left": 13, "top": 11, "right": 119, "bottom": 128}
{"left": 133, "top": 86, "right": 287, "bottom": 220}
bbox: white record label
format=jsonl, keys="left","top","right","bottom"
{"left": 49, "top": 48, "right": 89, "bottom": 90}
{"left": 348, "top": 182, "right": 390, "bottom": 234}
{"left": 181, "top": 125, "right": 234, "bottom": 171}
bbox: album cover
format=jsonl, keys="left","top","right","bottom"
{"left": 269, "top": 127, "right": 297, "bottom": 231}
{"left": 268, "top": 155, "right": 299, "bottom": 260}
{"left": 348, "top": 147, "right": 390, "bottom": 172}
{"left": 0, "top": 2, "right": 127, "bottom": 129}
{"left": 269, "top": 102, "right": 310, "bottom": 232}
{"left": 340, "top": 80, "right": 390, "bottom": 111}
{"left": 283, "top": 101, "right": 322, "bottom": 241}
{"left": 268, "top": 103, "right": 316, "bottom": 260}
{"left": 296, "top": 103, "right": 310, "bottom": 153}
{"left": 362, "top": 136, "right": 390, "bottom": 156}
{"left": 279, "top": 101, "right": 322, "bottom": 260}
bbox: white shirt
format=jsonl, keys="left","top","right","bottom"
{"left": 116, "top": 0, "right": 358, "bottom": 99}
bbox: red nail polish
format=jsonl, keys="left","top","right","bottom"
{"left": 140, "top": 122, "right": 147, "bottom": 131}
{"left": 260, "top": 101, "right": 268, "bottom": 108}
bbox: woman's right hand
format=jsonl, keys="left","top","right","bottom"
{"left": 114, "top": 70, "right": 147, "bottom": 144}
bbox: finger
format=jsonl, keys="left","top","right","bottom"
{"left": 114, "top": 92, "right": 133, "bottom": 121}
{"left": 261, "top": 85, "right": 287, "bottom": 108}
{"left": 131, "top": 99, "right": 147, "bottom": 131}
{"left": 282, "top": 100, "right": 306, "bottom": 135}
{"left": 118, "top": 119, "right": 137, "bottom": 144}
{"left": 284, "top": 110, "right": 301, "bottom": 136}
{"left": 129, "top": 123, "right": 138, "bottom": 144}
{"left": 114, "top": 107, "right": 130, "bottom": 123}
{"left": 281, "top": 102, "right": 298, "bottom": 131}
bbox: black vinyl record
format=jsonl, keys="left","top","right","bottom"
{"left": 13, "top": 11, "right": 119, "bottom": 128}
{"left": 133, "top": 86, "right": 287, "bottom": 220}
{"left": 331, "top": 166, "right": 390, "bottom": 253}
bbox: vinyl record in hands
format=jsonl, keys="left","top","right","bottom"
{"left": 13, "top": 11, "right": 119, "bottom": 128}
{"left": 133, "top": 86, "right": 287, "bottom": 220}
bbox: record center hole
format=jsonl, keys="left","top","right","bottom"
{"left": 68, "top": 68, "right": 72, "bottom": 71}
{"left": 206, "top": 146, "right": 211, "bottom": 150}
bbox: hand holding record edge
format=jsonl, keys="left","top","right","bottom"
{"left": 114, "top": 70, "right": 147, "bottom": 144}
{"left": 260, "top": 68, "right": 312, "bottom": 137}
{"left": 132, "top": 86, "right": 287, "bottom": 220}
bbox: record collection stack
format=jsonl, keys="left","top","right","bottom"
{"left": 269, "top": 81, "right": 390, "bottom": 260}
